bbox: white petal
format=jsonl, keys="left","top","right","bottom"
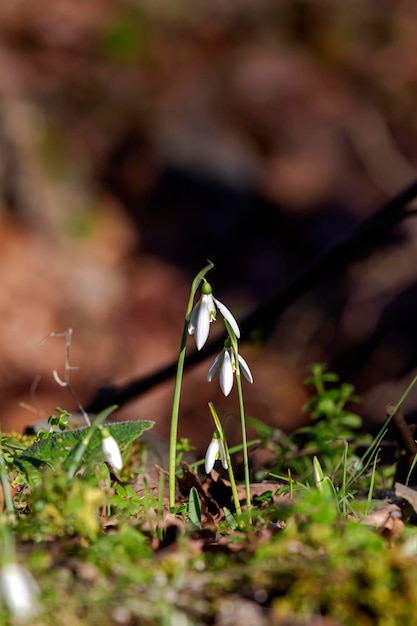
{"left": 237, "top": 355, "right": 253, "bottom": 384}
{"left": 218, "top": 440, "right": 229, "bottom": 470}
{"left": 213, "top": 298, "right": 240, "bottom": 338}
{"left": 188, "top": 297, "right": 203, "bottom": 335}
{"left": 205, "top": 293, "right": 217, "bottom": 319}
{"left": 191, "top": 298, "right": 210, "bottom": 350}
{"left": 0, "top": 563, "right": 40, "bottom": 621}
{"left": 219, "top": 350, "right": 234, "bottom": 396}
{"left": 207, "top": 352, "right": 223, "bottom": 382}
{"left": 102, "top": 435, "right": 123, "bottom": 471}
{"left": 204, "top": 439, "right": 219, "bottom": 473}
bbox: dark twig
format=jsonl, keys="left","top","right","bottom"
{"left": 86, "top": 179, "right": 417, "bottom": 414}
{"left": 387, "top": 402, "right": 417, "bottom": 485}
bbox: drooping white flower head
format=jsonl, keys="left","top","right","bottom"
{"left": 101, "top": 429, "right": 123, "bottom": 471}
{"left": 205, "top": 434, "right": 228, "bottom": 474}
{"left": 0, "top": 562, "right": 40, "bottom": 622}
{"left": 207, "top": 344, "right": 253, "bottom": 396}
{"left": 188, "top": 281, "right": 240, "bottom": 350}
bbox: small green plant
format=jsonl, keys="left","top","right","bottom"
{"left": 258, "top": 364, "right": 371, "bottom": 489}
{"left": 302, "top": 364, "right": 363, "bottom": 445}
{"left": 35, "top": 408, "right": 72, "bottom": 440}
{"left": 312, "top": 455, "right": 339, "bottom": 513}
{"left": 109, "top": 484, "right": 156, "bottom": 520}
{"left": 19, "top": 468, "right": 104, "bottom": 541}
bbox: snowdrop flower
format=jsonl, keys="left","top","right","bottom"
{"left": 188, "top": 281, "right": 240, "bottom": 350}
{"left": 207, "top": 345, "right": 253, "bottom": 396}
{"left": 205, "top": 434, "right": 228, "bottom": 473}
{"left": 101, "top": 429, "right": 123, "bottom": 471}
{"left": 0, "top": 562, "right": 40, "bottom": 622}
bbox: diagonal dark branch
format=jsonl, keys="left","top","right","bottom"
{"left": 387, "top": 402, "right": 417, "bottom": 485}
{"left": 86, "top": 179, "right": 417, "bottom": 414}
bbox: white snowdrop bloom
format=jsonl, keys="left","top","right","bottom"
{"left": 188, "top": 282, "right": 240, "bottom": 350}
{"left": 207, "top": 347, "right": 253, "bottom": 396}
{"left": 101, "top": 432, "right": 123, "bottom": 471}
{"left": 0, "top": 562, "right": 40, "bottom": 622}
{"left": 205, "top": 436, "right": 228, "bottom": 473}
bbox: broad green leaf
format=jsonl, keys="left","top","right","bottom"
{"left": 188, "top": 486, "right": 202, "bottom": 528}
{"left": 15, "top": 420, "right": 154, "bottom": 481}
{"left": 338, "top": 413, "right": 362, "bottom": 429}
{"left": 223, "top": 506, "right": 239, "bottom": 530}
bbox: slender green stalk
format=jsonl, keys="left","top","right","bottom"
{"left": 169, "top": 262, "right": 214, "bottom": 509}
{"left": 406, "top": 454, "right": 417, "bottom": 486}
{"left": 158, "top": 469, "right": 165, "bottom": 520}
{"left": 208, "top": 402, "right": 242, "bottom": 516}
{"left": 365, "top": 452, "right": 379, "bottom": 517}
{"left": 346, "top": 370, "right": 417, "bottom": 491}
{"left": 169, "top": 319, "right": 189, "bottom": 509}
{"left": 66, "top": 405, "right": 118, "bottom": 480}
{"left": 224, "top": 320, "right": 251, "bottom": 519}
{"left": 235, "top": 371, "right": 251, "bottom": 519}
{"left": 288, "top": 469, "right": 294, "bottom": 499}
{"left": 341, "top": 440, "right": 348, "bottom": 517}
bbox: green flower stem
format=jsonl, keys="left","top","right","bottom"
{"left": 224, "top": 320, "right": 252, "bottom": 519}
{"left": 235, "top": 370, "right": 251, "bottom": 520}
{"left": 208, "top": 402, "right": 241, "bottom": 516}
{"left": 169, "top": 261, "right": 214, "bottom": 510}
{"left": 169, "top": 318, "right": 189, "bottom": 509}
{"left": 66, "top": 405, "right": 118, "bottom": 480}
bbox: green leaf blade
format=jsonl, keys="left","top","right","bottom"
{"left": 15, "top": 420, "right": 154, "bottom": 481}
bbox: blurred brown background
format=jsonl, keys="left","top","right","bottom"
{"left": 1, "top": 0, "right": 417, "bottom": 453}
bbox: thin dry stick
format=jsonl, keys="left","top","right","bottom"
{"left": 45, "top": 328, "right": 91, "bottom": 426}
{"left": 18, "top": 374, "right": 46, "bottom": 417}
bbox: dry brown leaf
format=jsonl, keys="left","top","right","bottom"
{"left": 395, "top": 482, "right": 417, "bottom": 513}
{"left": 362, "top": 503, "right": 404, "bottom": 542}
